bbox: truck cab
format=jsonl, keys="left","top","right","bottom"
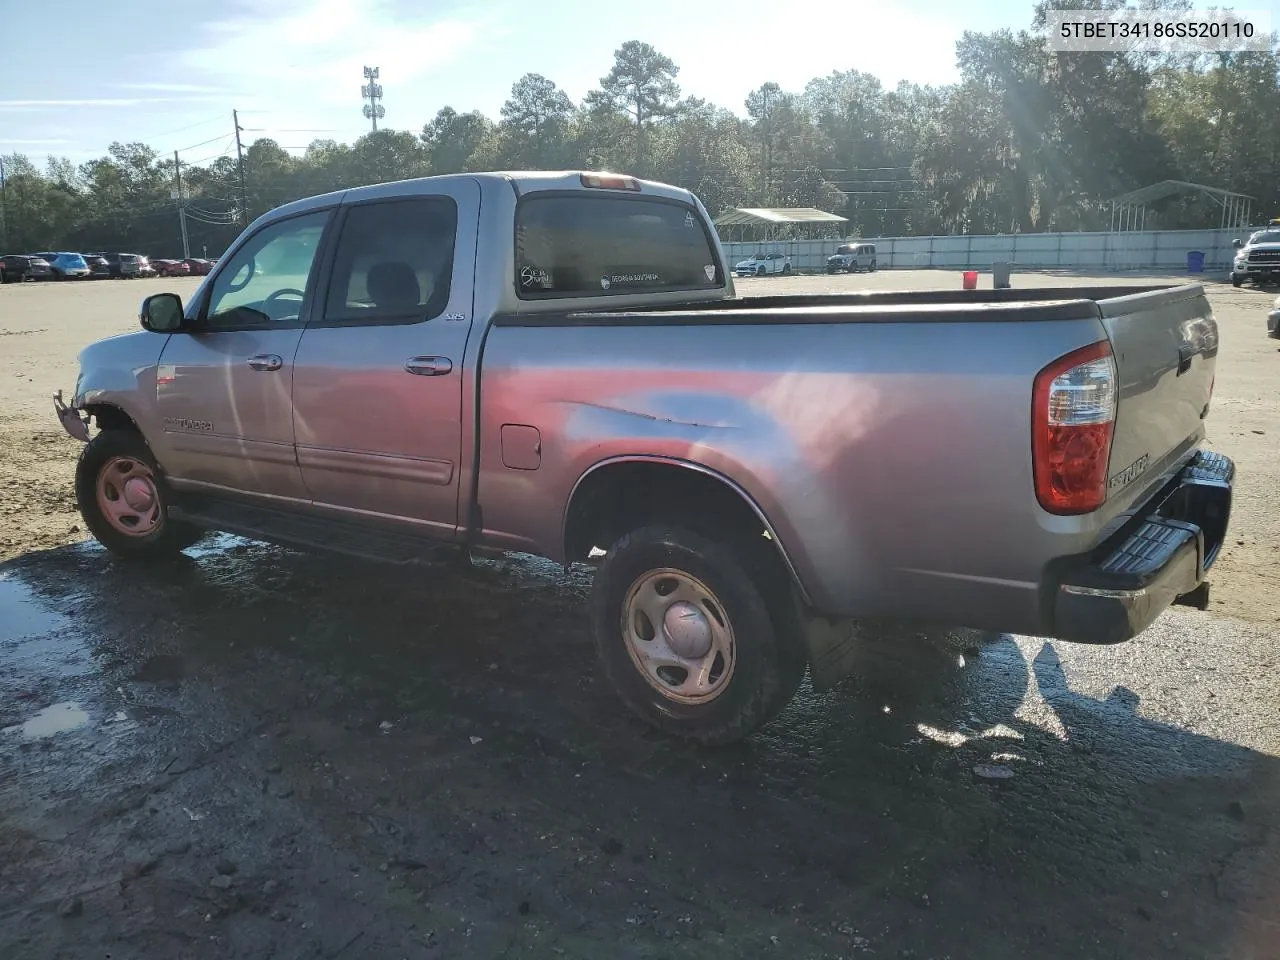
{"left": 1231, "top": 227, "right": 1280, "bottom": 287}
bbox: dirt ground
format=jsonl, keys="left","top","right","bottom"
{"left": 1, "top": 271, "right": 1279, "bottom": 960}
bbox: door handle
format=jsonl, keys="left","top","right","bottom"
{"left": 404, "top": 356, "right": 453, "bottom": 376}
{"left": 247, "top": 354, "right": 283, "bottom": 372}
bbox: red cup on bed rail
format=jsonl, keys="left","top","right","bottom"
{"left": 962, "top": 270, "right": 978, "bottom": 290}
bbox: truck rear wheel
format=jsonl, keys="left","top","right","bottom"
{"left": 75, "top": 429, "right": 205, "bottom": 559}
{"left": 589, "top": 525, "right": 800, "bottom": 745}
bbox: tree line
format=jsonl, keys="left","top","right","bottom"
{"left": 3, "top": 1, "right": 1279, "bottom": 258}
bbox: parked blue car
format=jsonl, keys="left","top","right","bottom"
{"left": 33, "top": 251, "right": 91, "bottom": 280}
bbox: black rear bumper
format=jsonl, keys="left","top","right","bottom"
{"left": 1053, "top": 450, "right": 1234, "bottom": 645}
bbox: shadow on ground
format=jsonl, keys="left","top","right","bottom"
{"left": 1, "top": 538, "right": 1277, "bottom": 960}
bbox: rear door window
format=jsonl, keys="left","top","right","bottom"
{"left": 322, "top": 196, "right": 457, "bottom": 324}
{"left": 515, "top": 194, "right": 723, "bottom": 298}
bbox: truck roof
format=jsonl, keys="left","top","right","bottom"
{"left": 261, "top": 171, "right": 698, "bottom": 225}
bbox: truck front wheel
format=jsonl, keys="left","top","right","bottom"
{"left": 589, "top": 525, "right": 799, "bottom": 745}
{"left": 75, "top": 429, "right": 205, "bottom": 559}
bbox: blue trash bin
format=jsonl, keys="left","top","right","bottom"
{"left": 1187, "top": 250, "right": 1205, "bottom": 273}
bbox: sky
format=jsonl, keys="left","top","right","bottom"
{"left": 1, "top": 0, "right": 1277, "bottom": 169}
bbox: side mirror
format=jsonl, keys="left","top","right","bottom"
{"left": 1232, "top": 239, "right": 1243, "bottom": 249}
{"left": 139, "top": 293, "right": 185, "bottom": 332}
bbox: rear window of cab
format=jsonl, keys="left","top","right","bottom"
{"left": 514, "top": 194, "right": 724, "bottom": 298}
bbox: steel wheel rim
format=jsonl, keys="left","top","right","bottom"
{"left": 620, "top": 568, "right": 737, "bottom": 705}
{"left": 96, "top": 456, "right": 163, "bottom": 538}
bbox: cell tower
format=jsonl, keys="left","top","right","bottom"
{"left": 361, "top": 66, "right": 385, "bottom": 132}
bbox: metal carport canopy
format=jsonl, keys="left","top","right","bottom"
{"left": 1107, "top": 180, "right": 1255, "bottom": 231}
{"left": 713, "top": 207, "right": 849, "bottom": 242}
{"left": 713, "top": 207, "right": 849, "bottom": 227}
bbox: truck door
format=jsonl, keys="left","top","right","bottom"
{"left": 290, "top": 181, "right": 480, "bottom": 537}
{"left": 155, "top": 208, "right": 332, "bottom": 501}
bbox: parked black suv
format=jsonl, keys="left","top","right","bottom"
{"left": 83, "top": 255, "right": 112, "bottom": 279}
{"left": 91, "top": 252, "right": 144, "bottom": 278}
{"left": 0, "top": 254, "right": 54, "bottom": 282}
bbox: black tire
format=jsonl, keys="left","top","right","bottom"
{"left": 589, "top": 524, "right": 801, "bottom": 745}
{"left": 75, "top": 429, "right": 204, "bottom": 559}
{"left": 1232, "top": 277, "right": 1242, "bottom": 287}
{"left": 782, "top": 263, "right": 791, "bottom": 275}
{"left": 869, "top": 259, "right": 877, "bottom": 272}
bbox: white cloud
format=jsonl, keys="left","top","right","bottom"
{"left": 180, "top": 0, "right": 497, "bottom": 112}
{"left": 117, "top": 82, "right": 237, "bottom": 94}
{"left": 0, "top": 97, "right": 223, "bottom": 110}
{"left": 0, "top": 138, "right": 71, "bottom": 145}
{"left": 646, "top": 7, "right": 965, "bottom": 114}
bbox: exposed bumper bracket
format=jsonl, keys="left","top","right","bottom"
{"left": 53, "top": 390, "right": 91, "bottom": 443}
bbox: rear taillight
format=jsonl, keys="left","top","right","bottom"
{"left": 1032, "top": 340, "right": 1117, "bottom": 515}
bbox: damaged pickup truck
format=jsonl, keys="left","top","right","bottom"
{"left": 55, "top": 170, "right": 1234, "bottom": 745}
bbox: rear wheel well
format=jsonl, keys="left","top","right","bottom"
{"left": 565, "top": 461, "right": 791, "bottom": 575}
{"left": 569, "top": 460, "right": 812, "bottom": 701}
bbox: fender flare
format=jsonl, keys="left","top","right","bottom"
{"left": 562, "top": 453, "right": 813, "bottom": 607}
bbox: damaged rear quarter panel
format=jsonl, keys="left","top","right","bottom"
{"left": 473, "top": 314, "right": 1111, "bottom": 630}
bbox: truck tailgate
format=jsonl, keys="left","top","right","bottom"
{"left": 1097, "top": 285, "right": 1218, "bottom": 518}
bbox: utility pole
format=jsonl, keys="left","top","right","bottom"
{"left": 0, "top": 155, "right": 8, "bottom": 250}
{"left": 233, "top": 110, "right": 248, "bottom": 227}
{"left": 761, "top": 85, "right": 770, "bottom": 206}
{"left": 361, "top": 66, "right": 385, "bottom": 133}
{"left": 173, "top": 151, "right": 190, "bottom": 259}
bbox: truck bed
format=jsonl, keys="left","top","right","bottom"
{"left": 477, "top": 282, "right": 1219, "bottom": 635}
{"left": 493, "top": 284, "right": 1193, "bottom": 327}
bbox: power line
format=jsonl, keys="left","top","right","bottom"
{"left": 153, "top": 114, "right": 229, "bottom": 142}
{"left": 184, "top": 148, "right": 236, "bottom": 167}
{"left": 174, "top": 133, "right": 236, "bottom": 154}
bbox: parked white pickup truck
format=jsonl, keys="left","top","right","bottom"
{"left": 733, "top": 251, "right": 792, "bottom": 277}
{"left": 55, "top": 171, "right": 1233, "bottom": 745}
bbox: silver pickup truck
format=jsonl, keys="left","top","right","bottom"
{"left": 54, "top": 171, "right": 1234, "bottom": 745}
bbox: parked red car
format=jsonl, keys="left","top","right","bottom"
{"left": 151, "top": 259, "right": 191, "bottom": 277}
{"left": 181, "top": 258, "right": 213, "bottom": 276}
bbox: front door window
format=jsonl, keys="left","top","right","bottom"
{"left": 203, "top": 211, "right": 329, "bottom": 329}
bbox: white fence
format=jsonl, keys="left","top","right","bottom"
{"left": 720, "top": 226, "right": 1255, "bottom": 274}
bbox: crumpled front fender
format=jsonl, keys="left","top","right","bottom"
{"left": 53, "top": 390, "right": 91, "bottom": 443}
